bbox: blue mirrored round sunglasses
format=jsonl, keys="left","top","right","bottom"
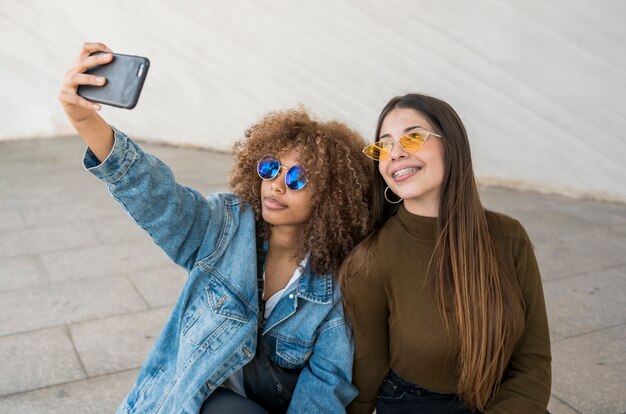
{"left": 257, "top": 154, "right": 308, "bottom": 191}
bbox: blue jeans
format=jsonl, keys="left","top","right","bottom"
{"left": 376, "top": 371, "right": 471, "bottom": 414}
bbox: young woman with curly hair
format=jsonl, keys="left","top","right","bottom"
{"left": 342, "top": 93, "right": 551, "bottom": 414}
{"left": 59, "top": 43, "right": 372, "bottom": 414}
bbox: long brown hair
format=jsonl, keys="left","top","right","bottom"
{"left": 341, "top": 94, "right": 523, "bottom": 411}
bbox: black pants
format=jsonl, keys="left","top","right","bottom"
{"left": 200, "top": 387, "right": 268, "bottom": 414}
{"left": 199, "top": 331, "right": 301, "bottom": 413}
{"left": 376, "top": 370, "right": 471, "bottom": 414}
{"left": 377, "top": 371, "right": 551, "bottom": 414}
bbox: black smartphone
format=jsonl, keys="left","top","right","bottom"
{"left": 77, "top": 52, "right": 150, "bottom": 109}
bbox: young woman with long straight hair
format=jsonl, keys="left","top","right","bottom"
{"left": 342, "top": 93, "right": 551, "bottom": 413}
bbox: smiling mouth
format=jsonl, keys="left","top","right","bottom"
{"left": 392, "top": 167, "right": 421, "bottom": 179}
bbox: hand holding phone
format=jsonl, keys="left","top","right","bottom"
{"left": 77, "top": 52, "right": 150, "bottom": 109}
{"left": 59, "top": 43, "right": 148, "bottom": 162}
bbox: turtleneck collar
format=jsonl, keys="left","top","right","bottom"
{"left": 394, "top": 204, "right": 438, "bottom": 242}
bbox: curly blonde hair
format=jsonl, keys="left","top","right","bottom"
{"left": 229, "top": 108, "right": 372, "bottom": 276}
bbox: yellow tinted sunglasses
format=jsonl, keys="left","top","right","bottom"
{"left": 362, "top": 131, "right": 441, "bottom": 161}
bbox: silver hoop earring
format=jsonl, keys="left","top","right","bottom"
{"left": 384, "top": 186, "right": 402, "bottom": 204}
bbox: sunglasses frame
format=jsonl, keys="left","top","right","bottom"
{"left": 362, "top": 130, "right": 442, "bottom": 161}
{"left": 256, "top": 154, "right": 308, "bottom": 191}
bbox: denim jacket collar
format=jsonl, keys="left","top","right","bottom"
{"left": 258, "top": 240, "right": 333, "bottom": 305}
{"left": 296, "top": 263, "right": 333, "bottom": 304}
{"left": 262, "top": 263, "right": 334, "bottom": 334}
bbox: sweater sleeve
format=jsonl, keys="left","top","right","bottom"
{"left": 345, "top": 257, "right": 390, "bottom": 414}
{"left": 487, "top": 224, "right": 552, "bottom": 414}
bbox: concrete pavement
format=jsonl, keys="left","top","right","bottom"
{"left": 0, "top": 137, "right": 624, "bottom": 413}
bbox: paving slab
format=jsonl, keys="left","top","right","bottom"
{"left": 69, "top": 307, "right": 170, "bottom": 377}
{"left": 0, "top": 170, "right": 103, "bottom": 210}
{"left": 0, "top": 275, "right": 148, "bottom": 337}
{"left": 127, "top": 264, "right": 187, "bottom": 308}
{"left": 0, "top": 255, "right": 48, "bottom": 293}
{"left": 0, "top": 327, "right": 84, "bottom": 397}
{"left": 532, "top": 228, "right": 626, "bottom": 282}
{"left": 547, "top": 396, "right": 582, "bottom": 414}
{"left": 39, "top": 237, "right": 172, "bottom": 284}
{"left": 18, "top": 196, "right": 122, "bottom": 228}
{"left": 543, "top": 265, "right": 626, "bottom": 340}
{"left": 90, "top": 215, "right": 155, "bottom": 244}
{"left": 0, "top": 223, "right": 101, "bottom": 259}
{"left": 0, "top": 369, "right": 138, "bottom": 414}
{"left": 551, "top": 323, "right": 626, "bottom": 414}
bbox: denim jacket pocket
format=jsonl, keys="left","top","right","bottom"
{"left": 274, "top": 337, "right": 315, "bottom": 369}
{"left": 182, "top": 276, "right": 253, "bottom": 349}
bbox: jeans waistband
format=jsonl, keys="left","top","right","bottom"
{"left": 387, "top": 370, "right": 456, "bottom": 397}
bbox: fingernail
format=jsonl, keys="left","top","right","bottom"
{"left": 96, "top": 77, "right": 105, "bottom": 83}
{"left": 93, "top": 103, "right": 101, "bottom": 111}
{"left": 101, "top": 53, "right": 111, "bottom": 60}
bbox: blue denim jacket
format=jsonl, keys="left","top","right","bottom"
{"left": 83, "top": 129, "right": 357, "bottom": 414}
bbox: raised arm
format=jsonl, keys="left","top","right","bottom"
{"left": 58, "top": 42, "right": 230, "bottom": 271}
{"left": 84, "top": 129, "right": 228, "bottom": 270}
{"left": 59, "top": 42, "right": 116, "bottom": 161}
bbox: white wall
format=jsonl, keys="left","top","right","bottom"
{"left": 1, "top": 1, "right": 625, "bottom": 201}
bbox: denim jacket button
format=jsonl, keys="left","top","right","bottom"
{"left": 243, "top": 347, "right": 252, "bottom": 358}
{"left": 288, "top": 293, "right": 294, "bottom": 299}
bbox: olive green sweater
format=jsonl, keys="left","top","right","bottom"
{"left": 346, "top": 205, "right": 551, "bottom": 414}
